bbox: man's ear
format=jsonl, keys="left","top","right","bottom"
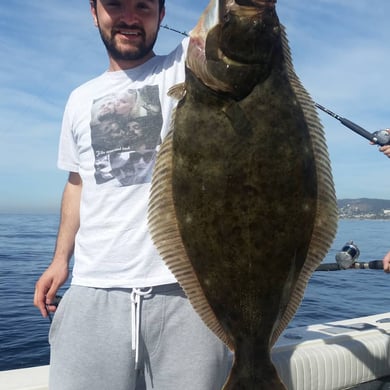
{"left": 90, "top": 1, "right": 99, "bottom": 27}
{"left": 159, "top": 7, "right": 166, "bottom": 25}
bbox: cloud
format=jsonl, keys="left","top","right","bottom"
{"left": 1, "top": 0, "right": 390, "bottom": 213}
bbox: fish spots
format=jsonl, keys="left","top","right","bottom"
{"left": 202, "top": 277, "right": 212, "bottom": 288}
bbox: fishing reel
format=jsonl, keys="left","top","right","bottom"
{"left": 371, "top": 129, "right": 390, "bottom": 146}
{"left": 335, "top": 241, "right": 360, "bottom": 269}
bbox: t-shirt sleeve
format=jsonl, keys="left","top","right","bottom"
{"left": 57, "top": 95, "right": 80, "bottom": 173}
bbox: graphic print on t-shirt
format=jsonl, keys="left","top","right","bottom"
{"left": 90, "top": 85, "right": 163, "bottom": 186}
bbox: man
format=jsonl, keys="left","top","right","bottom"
{"left": 34, "top": 1, "right": 231, "bottom": 389}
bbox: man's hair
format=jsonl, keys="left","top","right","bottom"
{"left": 91, "top": 1, "right": 165, "bottom": 10}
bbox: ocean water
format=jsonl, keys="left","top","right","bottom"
{"left": 1, "top": 214, "right": 390, "bottom": 371}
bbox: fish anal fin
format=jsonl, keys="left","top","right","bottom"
{"left": 148, "top": 130, "right": 234, "bottom": 351}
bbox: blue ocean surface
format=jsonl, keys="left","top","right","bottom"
{"left": 1, "top": 214, "right": 390, "bottom": 371}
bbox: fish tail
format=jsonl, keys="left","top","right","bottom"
{"left": 222, "top": 356, "right": 286, "bottom": 390}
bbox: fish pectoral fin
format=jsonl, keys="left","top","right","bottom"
{"left": 168, "top": 83, "right": 187, "bottom": 100}
{"left": 222, "top": 101, "right": 253, "bottom": 137}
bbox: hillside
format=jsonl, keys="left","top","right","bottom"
{"left": 338, "top": 198, "right": 390, "bottom": 218}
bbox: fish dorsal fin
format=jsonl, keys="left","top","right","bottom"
{"left": 271, "top": 26, "right": 338, "bottom": 345}
{"left": 148, "top": 128, "right": 234, "bottom": 351}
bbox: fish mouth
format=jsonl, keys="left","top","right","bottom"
{"left": 226, "top": 0, "right": 277, "bottom": 17}
{"left": 235, "top": 0, "right": 277, "bottom": 6}
{"left": 218, "top": 0, "right": 280, "bottom": 65}
{"left": 187, "top": 0, "right": 280, "bottom": 97}
{"left": 221, "top": 0, "right": 277, "bottom": 22}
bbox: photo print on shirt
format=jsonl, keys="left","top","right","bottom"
{"left": 90, "top": 85, "right": 163, "bottom": 187}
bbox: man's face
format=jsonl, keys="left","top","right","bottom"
{"left": 91, "top": 0, "right": 165, "bottom": 69}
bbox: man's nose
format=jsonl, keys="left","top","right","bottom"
{"left": 121, "top": 4, "right": 139, "bottom": 24}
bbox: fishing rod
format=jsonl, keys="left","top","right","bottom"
{"left": 315, "top": 103, "right": 390, "bottom": 146}
{"left": 161, "top": 24, "right": 189, "bottom": 37}
{"left": 316, "top": 260, "right": 383, "bottom": 271}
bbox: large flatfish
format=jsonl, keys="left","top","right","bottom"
{"left": 148, "top": 0, "right": 338, "bottom": 388}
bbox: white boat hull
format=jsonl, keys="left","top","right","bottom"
{"left": 1, "top": 312, "right": 390, "bottom": 390}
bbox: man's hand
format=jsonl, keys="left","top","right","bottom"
{"left": 34, "top": 262, "right": 69, "bottom": 317}
{"left": 383, "top": 251, "right": 390, "bottom": 273}
{"left": 379, "top": 144, "right": 390, "bottom": 158}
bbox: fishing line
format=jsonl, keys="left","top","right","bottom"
{"left": 161, "top": 24, "right": 189, "bottom": 37}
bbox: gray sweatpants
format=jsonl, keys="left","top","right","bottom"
{"left": 49, "top": 284, "right": 232, "bottom": 390}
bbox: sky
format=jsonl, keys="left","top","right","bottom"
{"left": 1, "top": 0, "right": 390, "bottom": 213}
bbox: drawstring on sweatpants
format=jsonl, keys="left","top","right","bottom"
{"left": 130, "top": 287, "right": 152, "bottom": 369}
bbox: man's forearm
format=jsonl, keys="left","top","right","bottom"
{"left": 52, "top": 172, "right": 82, "bottom": 265}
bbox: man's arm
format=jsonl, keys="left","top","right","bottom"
{"left": 34, "top": 172, "right": 82, "bottom": 317}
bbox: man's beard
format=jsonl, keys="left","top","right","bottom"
{"left": 98, "top": 24, "right": 159, "bottom": 62}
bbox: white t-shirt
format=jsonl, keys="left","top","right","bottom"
{"left": 57, "top": 39, "right": 188, "bottom": 288}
